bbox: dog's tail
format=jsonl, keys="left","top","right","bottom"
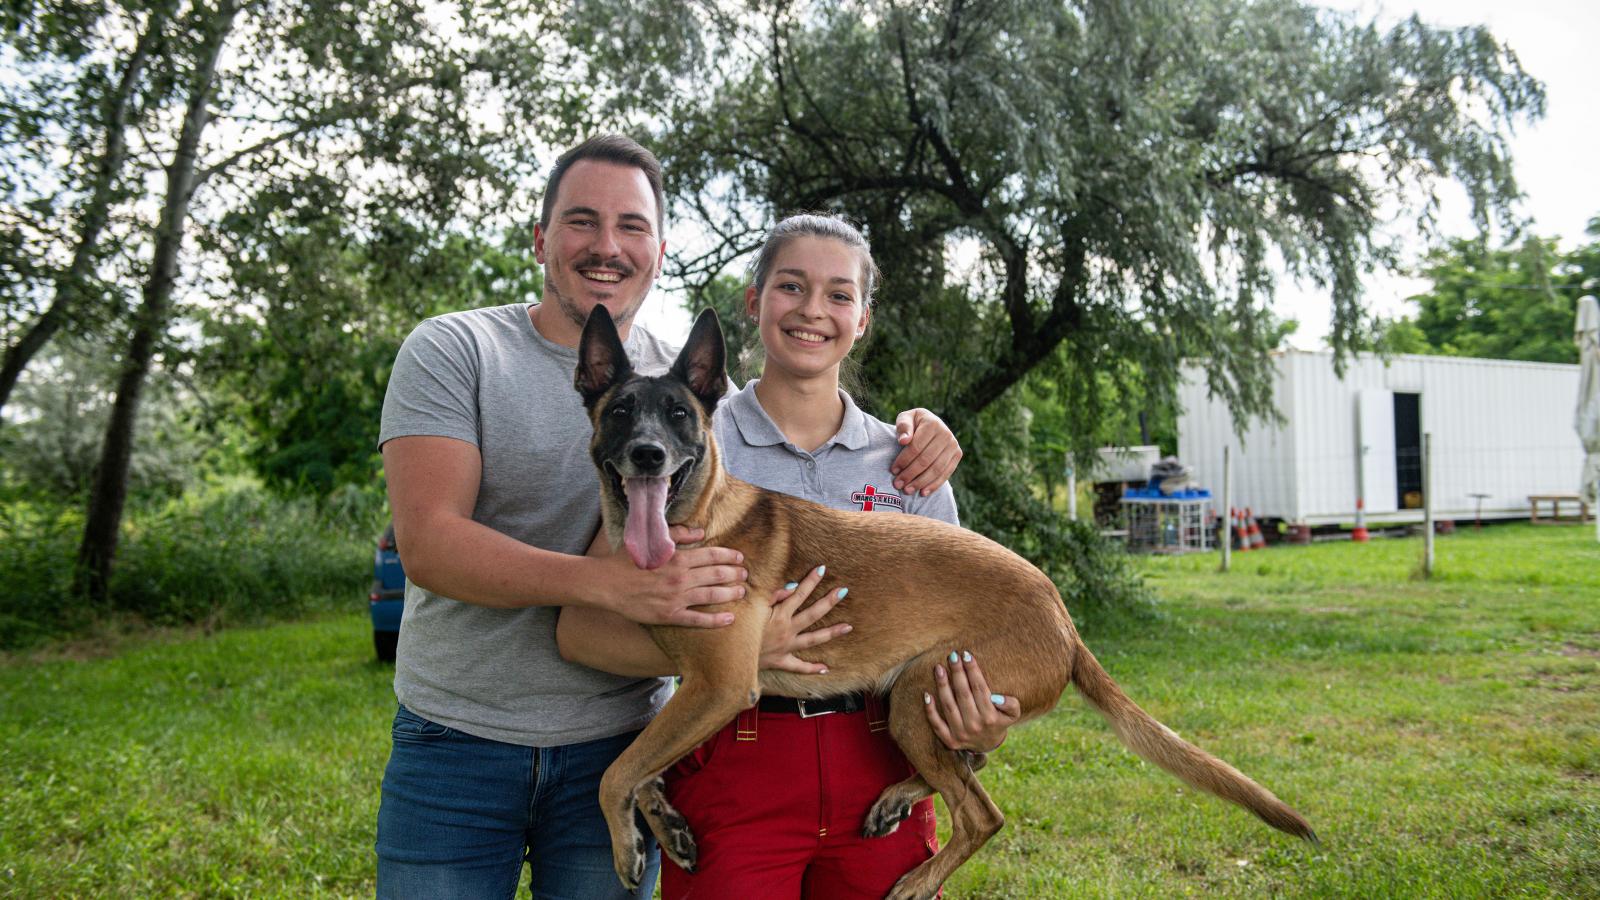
{"left": 1070, "top": 642, "right": 1317, "bottom": 842}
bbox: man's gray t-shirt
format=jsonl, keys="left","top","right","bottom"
{"left": 378, "top": 302, "right": 678, "bottom": 747}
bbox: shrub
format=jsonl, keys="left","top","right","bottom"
{"left": 0, "top": 480, "right": 383, "bottom": 650}
{"left": 953, "top": 402, "right": 1159, "bottom": 635}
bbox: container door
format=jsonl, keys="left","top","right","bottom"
{"left": 1358, "top": 389, "right": 1398, "bottom": 514}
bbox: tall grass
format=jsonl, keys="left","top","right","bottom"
{"left": 0, "top": 479, "right": 382, "bottom": 650}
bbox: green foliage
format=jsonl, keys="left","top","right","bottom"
{"left": 0, "top": 480, "right": 380, "bottom": 650}
{"left": 940, "top": 393, "right": 1158, "bottom": 632}
{"left": 197, "top": 191, "right": 544, "bottom": 494}
{"left": 688, "top": 273, "right": 762, "bottom": 381}
{"left": 596, "top": 0, "right": 1541, "bottom": 432}
{"left": 1375, "top": 221, "right": 1600, "bottom": 363}
{"left": 0, "top": 338, "right": 206, "bottom": 500}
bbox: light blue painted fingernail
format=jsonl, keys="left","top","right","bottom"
{"left": 990, "top": 694, "right": 1005, "bottom": 706}
{"left": 817, "top": 565, "right": 826, "bottom": 576}
{"left": 837, "top": 587, "right": 848, "bottom": 599}
{"left": 962, "top": 650, "right": 973, "bottom": 663}
{"left": 949, "top": 651, "right": 959, "bottom": 663}
{"left": 784, "top": 582, "right": 798, "bottom": 591}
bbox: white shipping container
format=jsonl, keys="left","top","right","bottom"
{"left": 1177, "top": 351, "right": 1585, "bottom": 525}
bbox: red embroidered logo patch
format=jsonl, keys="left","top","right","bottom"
{"left": 849, "top": 484, "right": 905, "bottom": 511}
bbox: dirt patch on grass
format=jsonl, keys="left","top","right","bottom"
{"left": 1527, "top": 668, "right": 1596, "bottom": 693}
{"left": 1, "top": 620, "right": 219, "bottom": 664}
{"left": 1559, "top": 643, "right": 1600, "bottom": 659}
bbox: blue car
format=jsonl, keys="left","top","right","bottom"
{"left": 369, "top": 523, "right": 405, "bottom": 662}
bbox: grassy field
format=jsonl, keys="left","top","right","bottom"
{"left": 1, "top": 523, "right": 1595, "bottom": 897}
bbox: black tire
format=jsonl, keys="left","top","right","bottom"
{"left": 374, "top": 630, "right": 399, "bottom": 663}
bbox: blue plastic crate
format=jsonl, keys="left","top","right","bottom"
{"left": 1122, "top": 486, "right": 1212, "bottom": 500}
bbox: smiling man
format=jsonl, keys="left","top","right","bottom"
{"left": 373, "top": 135, "right": 960, "bottom": 899}
{"left": 532, "top": 148, "right": 665, "bottom": 341}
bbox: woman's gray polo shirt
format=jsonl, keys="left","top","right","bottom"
{"left": 713, "top": 380, "right": 960, "bottom": 526}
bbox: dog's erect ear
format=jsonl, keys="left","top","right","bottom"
{"left": 576, "top": 306, "right": 634, "bottom": 409}
{"left": 670, "top": 308, "right": 728, "bottom": 413}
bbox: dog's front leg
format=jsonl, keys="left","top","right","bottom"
{"left": 598, "top": 620, "right": 765, "bottom": 890}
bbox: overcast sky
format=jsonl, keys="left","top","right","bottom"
{"left": 636, "top": 0, "right": 1598, "bottom": 349}
{"left": 1275, "top": 0, "right": 1599, "bottom": 348}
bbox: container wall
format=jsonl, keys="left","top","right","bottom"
{"left": 1179, "top": 352, "right": 1584, "bottom": 524}
{"left": 1176, "top": 357, "right": 1300, "bottom": 521}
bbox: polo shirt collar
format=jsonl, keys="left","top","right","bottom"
{"left": 728, "top": 379, "right": 870, "bottom": 451}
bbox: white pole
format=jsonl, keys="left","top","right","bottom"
{"left": 1423, "top": 432, "right": 1434, "bottom": 578}
{"left": 1220, "top": 445, "right": 1232, "bottom": 573}
{"left": 1354, "top": 409, "right": 1369, "bottom": 542}
{"left": 1066, "top": 461, "right": 1077, "bottom": 522}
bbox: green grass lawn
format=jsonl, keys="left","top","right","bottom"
{"left": 2, "top": 524, "right": 1596, "bottom": 897}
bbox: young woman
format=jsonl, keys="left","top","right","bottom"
{"left": 558, "top": 214, "right": 1020, "bottom": 899}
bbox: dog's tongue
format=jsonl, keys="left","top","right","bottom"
{"left": 623, "top": 476, "right": 675, "bottom": 570}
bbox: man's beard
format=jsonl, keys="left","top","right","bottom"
{"left": 550, "top": 255, "right": 643, "bottom": 330}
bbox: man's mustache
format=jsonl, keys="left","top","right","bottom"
{"left": 575, "top": 255, "right": 636, "bottom": 277}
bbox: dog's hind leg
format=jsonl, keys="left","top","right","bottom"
{"left": 863, "top": 751, "right": 987, "bottom": 839}
{"left": 635, "top": 776, "right": 696, "bottom": 873}
{"left": 863, "top": 774, "right": 929, "bottom": 838}
{"left": 880, "top": 669, "right": 1005, "bottom": 900}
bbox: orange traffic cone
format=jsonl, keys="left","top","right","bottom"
{"left": 1232, "top": 508, "right": 1250, "bottom": 552}
{"left": 1352, "top": 498, "right": 1369, "bottom": 543}
{"left": 1245, "top": 507, "right": 1266, "bottom": 549}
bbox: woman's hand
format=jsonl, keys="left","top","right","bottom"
{"left": 760, "top": 565, "right": 851, "bottom": 674}
{"left": 924, "top": 650, "right": 1021, "bottom": 753}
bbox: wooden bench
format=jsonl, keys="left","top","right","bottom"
{"left": 1528, "top": 493, "right": 1591, "bottom": 524}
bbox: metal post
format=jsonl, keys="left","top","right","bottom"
{"left": 1066, "top": 461, "right": 1077, "bottom": 522}
{"left": 1353, "top": 430, "right": 1369, "bottom": 543}
{"left": 1422, "top": 432, "right": 1434, "bottom": 578}
{"left": 1220, "top": 445, "right": 1232, "bottom": 573}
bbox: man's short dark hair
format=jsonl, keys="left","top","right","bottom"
{"left": 539, "top": 134, "right": 666, "bottom": 235}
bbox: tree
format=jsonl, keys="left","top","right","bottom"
{"left": 199, "top": 198, "right": 545, "bottom": 494}
{"left": 0, "top": 0, "right": 180, "bottom": 416}
{"left": 76, "top": 0, "right": 241, "bottom": 602}
{"left": 577, "top": 0, "right": 1541, "bottom": 441}
{"left": 1375, "top": 223, "right": 1599, "bottom": 364}
{"left": 55, "top": 0, "right": 580, "bottom": 600}
{"left": 564, "top": 0, "right": 1541, "bottom": 614}
{"left": 0, "top": 338, "right": 202, "bottom": 501}
{"left": 1408, "top": 236, "right": 1579, "bottom": 363}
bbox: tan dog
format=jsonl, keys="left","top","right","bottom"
{"left": 576, "top": 307, "right": 1314, "bottom": 900}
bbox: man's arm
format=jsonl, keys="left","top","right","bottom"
{"left": 384, "top": 434, "right": 746, "bottom": 626}
{"left": 891, "top": 409, "right": 963, "bottom": 496}
{"left": 557, "top": 556, "right": 848, "bottom": 677}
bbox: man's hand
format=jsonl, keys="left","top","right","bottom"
{"left": 923, "top": 650, "right": 1021, "bottom": 753}
{"left": 892, "top": 409, "right": 963, "bottom": 496}
{"left": 585, "top": 525, "right": 746, "bottom": 628}
{"left": 760, "top": 564, "right": 851, "bottom": 674}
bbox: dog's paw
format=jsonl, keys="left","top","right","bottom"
{"left": 887, "top": 866, "right": 940, "bottom": 900}
{"left": 614, "top": 833, "right": 646, "bottom": 892}
{"left": 638, "top": 776, "right": 697, "bottom": 871}
{"left": 661, "top": 812, "right": 697, "bottom": 873}
{"left": 863, "top": 797, "right": 914, "bottom": 838}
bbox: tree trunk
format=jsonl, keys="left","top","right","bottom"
{"left": 76, "top": 0, "right": 238, "bottom": 602}
{"left": 0, "top": 2, "right": 172, "bottom": 418}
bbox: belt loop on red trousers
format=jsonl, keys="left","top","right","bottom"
{"left": 867, "top": 693, "right": 889, "bottom": 733}
{"left": 735, "top": 707, "right": 759, "bottom": 742}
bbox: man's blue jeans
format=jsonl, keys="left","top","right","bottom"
{"left": 376, "top": 705, "right": 659, "bottom": 900}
